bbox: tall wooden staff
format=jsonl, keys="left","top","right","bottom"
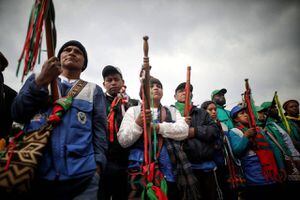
{"left": 141, "top": 36, "right": 152, "bottom": 169}
{"left": 184, "top": 66, "right": 191, "bottom": 117}
{"left": 244, "top": 79, "right": 258, "bottom": 147}
{"left": 244, "top": 79, "right": 257, "bottom": 130}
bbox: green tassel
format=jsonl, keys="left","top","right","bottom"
{"left": 146, "top": 183, "right": 158, "bottom": 200}
{"left": 55, "top": 97, "right": 73, "bottom": 111}
{"left": 160, "top": 178, "right": 168, "bottom": 195}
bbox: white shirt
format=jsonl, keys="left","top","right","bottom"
{"left": 117, "top": 105, "right": 189, "bottom": 148}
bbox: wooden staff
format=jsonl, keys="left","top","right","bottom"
{"left": 141, "top": 36, "right": 152, "bottom": 166}
{"left": 244, "top": 79, "right": 257, "bottom": 130}
{"left": 45, "top": 0, "right": 58, "bottom": 101}
{"left": 184, "top": 66, "right": 191, "bottom": 117}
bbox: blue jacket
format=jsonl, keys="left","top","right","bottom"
{"left": 12, "top": 74, "right": 108, "bottom": 181}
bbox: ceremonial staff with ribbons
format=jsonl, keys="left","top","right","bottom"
{"left": 0, "top": 0, "right": 60, "bottom": 193}
{"left": 242, "top": 79, "right": 280, "bottom": 181}
{"left": 244, "top": 79, "right": 258, "bottom": 135}
{"left": 140, "top": 36, "right": 152, "bottom": 174}
{"left": 17, "top": 0, "right": 58, "bottom": 100}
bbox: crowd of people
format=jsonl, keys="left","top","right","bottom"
{"left": 0, "top": 40, "right": 300, "bottom": 200}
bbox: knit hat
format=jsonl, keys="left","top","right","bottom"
{"left": 175, "top": 82, "right": 193, "bottom": 94}
{"left": 211, "top": 88, "right": 227, "bottom": 99}
{"left": 57, "top": 40, "right": 88, "bottom": 71}
{"left": 102, "top": 65, "right": 123, "bottom": 79}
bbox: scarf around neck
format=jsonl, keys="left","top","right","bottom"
{"left": 175, "top": 101, "right": 185, "bottom": 116}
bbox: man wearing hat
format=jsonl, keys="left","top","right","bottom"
{"left": 283, "top": 100, "right": 300, "bottom": 129}
{"left": 0, "top": 51, "right": 17, "bottom": 141}
{"left": 258, "top": 101, "right": 300, "bottom": 160}
{"left": 211, "top": 88, "right": 234, "bottom": 130}
{"left": 12, "top": 40, "right": 107, "bottom": 199}
{"left": 173, "top": 82, "right": 221, "bottom": 200}
{"left": 100, "top": 65, "right": 138, "bottom": 200}
{"left": 283, "top": 99, "right": 300, "bottom": 152}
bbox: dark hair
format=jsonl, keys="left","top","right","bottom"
{"left": 150, "top": 77, "right": 163, "bottom": 89}
{"left": 201, "top": 100, "right": 216, "bottom": 110}
{"left": 139, "top": 76, "right": 163, "bottom": 99}
{"left": 175, "top": 82, "right": 193, "bottom": 94}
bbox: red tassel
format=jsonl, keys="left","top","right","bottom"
{"left": 152, "top": 185, "right": 168, "bottom": 200}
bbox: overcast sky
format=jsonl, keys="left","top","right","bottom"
{"left": 1, "top": 0, "right": 299, "bottom": 109}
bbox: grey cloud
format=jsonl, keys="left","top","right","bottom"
{"left": 0, "top": 0, "right": 299, "bottom": 108}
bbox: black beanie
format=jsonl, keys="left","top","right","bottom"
{"left": 57, "top": 40, "right": 88, "bottom": 71}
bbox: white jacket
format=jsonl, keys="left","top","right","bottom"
{"left": 117, "top": 105, "right": 189, "bottom": 148}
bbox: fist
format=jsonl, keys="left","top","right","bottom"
{"left": 244, "top": 128, "right": 256, "bottom": 138}
{"left": 35, "top": 57, "right": 62, "bottom": 87}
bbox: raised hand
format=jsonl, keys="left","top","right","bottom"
{"left": 35, "top": 56, "right": 62, "bottom": 87}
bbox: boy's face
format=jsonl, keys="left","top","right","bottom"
{"left": 234, "top": 110, "right": 249, "bottom": 125}
{"left": 150, "top": 83, "right": 163, "bottom": 102}
{"left": 103, "top": 73, "right": 124, "bottom": 97}
{"left": 174, "top": 89, "right": 186, "bottom": 103}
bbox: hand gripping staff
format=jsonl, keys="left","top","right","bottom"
{"left": 17, "top": 0, "right": 59, "bottom": 101}
{"left": 244, "top": 79, "right": 259, "bottom": 147}
{"left": 184, "top": 66, "right": 191, "bottom": 117}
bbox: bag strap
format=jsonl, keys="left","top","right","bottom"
{"left": 66, "top": 79, "right": 87, "bottom": 98}
{"left": 265, "top": 131, "right": 287, "bottom": 156}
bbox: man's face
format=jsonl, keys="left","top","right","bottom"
{"left": 103, "top": 74, "right": 124, "bottom": 97}
{"left": 213, "top": 93, "right": 226, "bottom": 106}
{"left": 60, "top": 46, "right": 85, "bottom": 71}
{"left": 286, "top": 102, "right": 299, "bottom": 117}
{"left": 269, "top": 106, "right": 279, "bottom": 118}
{"left": 174, "top": 89, "right": 186, "bottom": 103}
{"left": 257, "top": 111, "right": 266, "bottom": 121}
{"left": 234, "top": 110, "right": 249, "bottom": 125}
{"left": 150, "top": 83, "right": 163, "bottom": 102}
